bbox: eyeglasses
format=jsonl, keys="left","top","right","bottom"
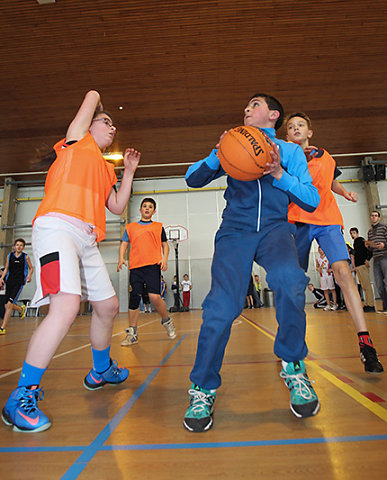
{"left": 92, "top": 117, "right": 115, "bottom": 129}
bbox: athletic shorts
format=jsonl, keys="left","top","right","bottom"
{"left": 4, "top": 282, "right": 24, "bottom": 304}
{"left": 295, "top": 223, "right": 349, "bottom": 270}
{"left": 320, "top": 275, "right": 335, "bottom": 290}
{"left": 129, "top": 264, "right": 161, "bottom": 296}
{"left": 31, "top": 216, "right": 115, "bottom": 307}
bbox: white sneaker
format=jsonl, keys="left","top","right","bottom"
{"left": 162, "top": 318, "right": 176, "bottom": 339}
{"left": 121, "top": 327, "right": 138, "bottom": 346}
{"left": 330, "top": 304, "right": 338, "bottom": 311}
{"left": 323, "top": 306, "right": 331, "bottom": 311}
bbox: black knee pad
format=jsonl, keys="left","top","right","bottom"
{"left": 129, "top": 292, "right": 141, "bottom": 310}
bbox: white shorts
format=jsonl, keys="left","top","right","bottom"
{"left": 31, "top": 216, "right": 115, "bottom": 307}
{"left": 320, "top": 275, "right": 335, "bottom": 290}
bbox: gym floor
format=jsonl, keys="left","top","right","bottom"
{"left": 0, "top": 306, "right": 386, "bottom": 479}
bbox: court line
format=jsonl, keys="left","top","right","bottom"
{"left": 60, "top": 334, "right": 187, "bottom": 480}
{"left": 241, "top": 315, "right": 387, "bottom": 423}
{"left": 1, "top": 434, "right": 386, "bottom": 454}
{"left": 0, "top": 318, "right": 160, "bottom": 380}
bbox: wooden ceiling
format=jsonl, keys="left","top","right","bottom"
{"left": 1, "top": 0, "right": 386, "bottom": 183}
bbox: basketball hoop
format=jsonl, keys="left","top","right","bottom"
{"left": 164, "top": 225, "right": 188, "bottom": 245}
{"left": 164, "top": 225, "right": 188, "bottom": 313}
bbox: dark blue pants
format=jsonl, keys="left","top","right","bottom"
{"left": 190, "top": 222, "right": 309, "bottom": 390}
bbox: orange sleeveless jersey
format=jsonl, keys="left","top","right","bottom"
{"left": 126, "top": 221, "right": 164, "bottom": 270}
{"left": 33, "top": 133, "right": 117, "bottom": 242}
{"left": 288, "top": 149, "right": 343, "bottom": 227}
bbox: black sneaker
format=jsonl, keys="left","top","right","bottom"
{"left": 360, "top": 344, "right": 384, "bottom": 374}
{"left": 363, "top": 306, "right": 376, "bottom": 312}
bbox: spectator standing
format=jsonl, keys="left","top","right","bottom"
{"left": 366, "top": 211, "right": 387, "bottom": 314}
{"left": 350, "top": 228, "right": 375, "bottom": 312}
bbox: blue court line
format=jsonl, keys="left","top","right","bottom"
{"left": 60, "top": 334, "right": 187, "bottom": 480}
{"left": 1, "top": 434, "right": 386, "bottom": 454}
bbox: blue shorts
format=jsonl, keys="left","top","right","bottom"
{"left": 294, "top": 223, "right": 349, "bottom": 271}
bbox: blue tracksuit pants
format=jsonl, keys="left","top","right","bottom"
{"left": 190, "top": 222, "right": 309, "bottom": 390}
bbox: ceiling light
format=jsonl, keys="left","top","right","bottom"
{"left": 103, "top": 153, "right": 123, "bottom": 161}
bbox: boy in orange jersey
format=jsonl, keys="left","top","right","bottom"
{"left": 2, "top": 91, "right": 141, "bottom": 433}
{"left": 118, "top": 198, "right": 176, "bottom": 345}
{"left": 286, "top": 112, "right": 383, "bottom": 374}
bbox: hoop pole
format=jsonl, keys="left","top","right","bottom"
{"left": 174, "top": 242, "right": 183, "bottom": 310}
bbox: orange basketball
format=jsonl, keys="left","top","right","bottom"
{"left": 217, "top": 126, "right": 273, "bottom": 181}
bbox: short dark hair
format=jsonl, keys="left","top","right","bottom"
{"left": 349, "top": 227, "right": 359, "bottom": 234}
{"left": 371, "top": 210, "right": 381, "bottom": 217}
{"left": 93, "top": 110, "right": 112, "bottom": 121}
{"left": 285, "top": 112, "right": 312, "bottom": 129}
{"left": 249, "top": 93, "right": 284, "bottom": 130}
{"left": 14, "top": 238, "right": 26, "bottom": 246}
{"left": 141, "top": 197, "right": 156, "bottom": 209}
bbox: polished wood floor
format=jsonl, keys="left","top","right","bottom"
{"left": 0, "top": 305, "right": 386, "bottom": 480}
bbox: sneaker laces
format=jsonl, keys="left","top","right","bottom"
{"left": 280, "top": 371, "right": 315, "bottom": 401}
{"left": 109, "top": 360, "right": 122, "bottom": 376}
{"left": 19, "top": 388, "right": 44, "bottom": 414}
{"left": 188, "top": 388, "right": 214, "bottom": 413}
{"left": 163, "top": 318, "right": 175, "bottom": 329}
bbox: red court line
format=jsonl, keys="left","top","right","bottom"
{"left": 362, "top": 392, "right": 385, "bottom": 403}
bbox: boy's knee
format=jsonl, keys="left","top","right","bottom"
{"left": 92, "top": 296, "right": 119, "bottom": 318}
{"left": 129, "top": 293, "right": 141, "bottom": 310}
{"left": 113, "top": 297, "right": 120, "bottom": 314}
{"left": 332, "top": 261, "right": 351, "bottom": 283}
{"left": 149, "top": 293, "right": 162, "bottom": 304}
{"left": 269, "top": 264, "right": 307, "bottom": 290}
{"left": 107, "top": 296, "right": 119, "bottom": 316}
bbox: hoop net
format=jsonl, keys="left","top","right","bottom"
{"left": 164, "top": 225, "right": 189, "bottom": 244}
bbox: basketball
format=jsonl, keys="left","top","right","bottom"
{"left": 217, "top": 126, "right": 273, "bottom": 181}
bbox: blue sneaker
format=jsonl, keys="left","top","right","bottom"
{"left": 183, "top": 384, "right": 216, "bottom": 432}
{"left": 83, "top": 359, "right": 129, "bottom": 390}
{"left": 2, "top": 386, "right": 51, "bottom": 432}
{"left": 280, "top": 360, "right": 320, "bottom": 418}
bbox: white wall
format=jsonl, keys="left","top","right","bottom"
{"left": 1, "top": 168, "right": 385, "bottom": 309}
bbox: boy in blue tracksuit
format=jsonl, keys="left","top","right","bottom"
{"left": 183, "top": 94, "right": 320, "bottom": 433}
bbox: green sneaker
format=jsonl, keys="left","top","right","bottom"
{"left": 280, "top": 360, "right": 320, "bottom": 418}
{"left": 183, "top": 384, "right": 216, "bottom": 432}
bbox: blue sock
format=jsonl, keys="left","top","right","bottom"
{"left": 92, "top": 346, "right": 111, "bottom": 373}
{"left": 18, "top": 361, "right": 46, "bottom": 387}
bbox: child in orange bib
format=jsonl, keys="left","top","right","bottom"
{"left": 286, "top": 112, "right": 383, "bottom": 374}
{"left": 2, "top": 91, "right": 141, "bottom": 433}
{"left": 118, "top": 198, "right": 176, "bottom": 345}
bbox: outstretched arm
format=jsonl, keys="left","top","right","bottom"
{"left": 65, "top": 90, "right": 102, "bottom": 142}
{"left": 106, "top": 148, "right": 141, "bottom": 215}
{"left": 331, "top": 179, "right": 358, "bottom": 202}
{"left": 185, "top": 132, "right": 227, "bottom": 188}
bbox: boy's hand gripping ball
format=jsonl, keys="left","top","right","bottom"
{"left": 217, "top": 126, "right": 274, "bottom": 181}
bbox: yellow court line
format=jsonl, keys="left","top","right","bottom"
{"left": 242, "top": 316, "right": 387, "bottom": 423}
{"left": 307, "top": 361, "right": 387, "bottom": 423}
